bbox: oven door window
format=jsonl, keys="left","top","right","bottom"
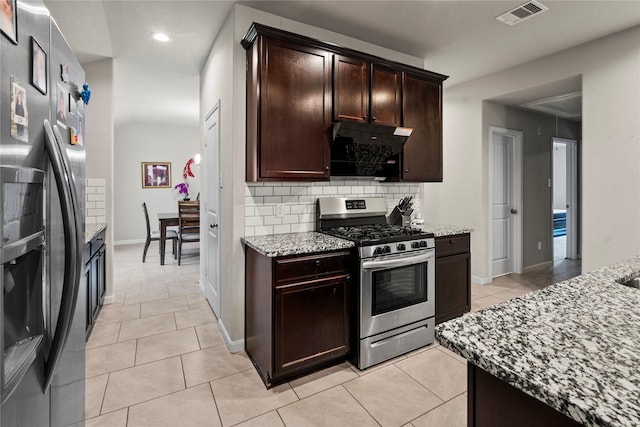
{"left": 371, "top": 262, "right": 427, "bottom": 316}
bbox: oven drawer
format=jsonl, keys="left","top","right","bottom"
{"left": 435, "top": 234, "right": 470, "bottom": 257}
{"left": 275, "top": 251, "right": 352, "bottom": 284}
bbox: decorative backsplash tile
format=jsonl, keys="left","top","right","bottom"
{"left": 244, "top": 179, "right": 422, "bottom": 236}
{"left": 86, "top": 178, "right": 106, "bottom": 225}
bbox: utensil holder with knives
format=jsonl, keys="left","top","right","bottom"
{"left": 388, "top": 206, "right": 414, "bottom": 226}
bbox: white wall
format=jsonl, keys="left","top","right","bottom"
{"left": 113, "top": 122, "right": 200, "bottom": 243}
{"left": 84, "top": 59, "right": 115, "bottom": 301}
{"left": 200, "top": 4, "right": 427, "bottom": 348}
{"left": 425, "top": 25, "right": 640, "bottom": 279}
{"left": 113, "top": 61, "right": 200, "bottom": 245}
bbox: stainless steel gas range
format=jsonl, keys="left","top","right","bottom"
{"left": 317, "top": 197, "right": 436, "bottom": 369}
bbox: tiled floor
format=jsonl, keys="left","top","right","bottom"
{"left": 86, "top": 243, "right": 580, "bottom": 427}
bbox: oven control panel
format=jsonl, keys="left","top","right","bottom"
{"left": 361, "top": 238, "right": 435, "bottom": 258}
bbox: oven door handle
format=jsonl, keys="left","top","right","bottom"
{"left": 362, "top": 250, "right": 433, "bottom": 271}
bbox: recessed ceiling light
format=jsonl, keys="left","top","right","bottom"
{"left": 152, "top": 33, "right": 172, "bottom": 42}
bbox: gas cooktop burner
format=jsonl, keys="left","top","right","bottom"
{"left": 325, "top": 224, "right": 429, "bottom": 244}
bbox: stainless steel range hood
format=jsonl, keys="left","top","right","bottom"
{"left": 330, "top": 122, "right": 413, "bottom": 179}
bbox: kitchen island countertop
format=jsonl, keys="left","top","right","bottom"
{"left": 436, "top": 256, "right": 640, "bottom": 427}
{"left": 242, "top": 232, "right": 354, "bottom": 257}
{"left": 85, "top": 223, "right": 107, "bottom": 245}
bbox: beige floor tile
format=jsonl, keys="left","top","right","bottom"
{"left": 127, "top": 383, "right": 221, "bottom": 427}
{"left": 182, "top": 346, "right": 254, "bottom": 387}
{"left": 140, "top": 295, "right": 189, "bottom": 317}
{"left": 234, "top": 411, "right": 284, "bottom": 427}
{"left": 411, "top": 394, "right": 467, "bottom": 427}
{"left": 349, "top": 353, "right": 407, "bottom": 376}
{"left": 470, "top": 284, "right": 505, "bottom": 299}
{"left": 175, "top": 305, "right": 217, "bottom": 329}
{"left": 86, "top": 341, "right": 136, "bottom": 378}
{"left": 195, "top": 323, "right": 224, "bottom": 348}
{"left": 101, "top": 356, "right": 185, "bottom": 413}
{"left": 135, "top": 327, "right": 201, "bottom": 365}
{"left": 87, "top": 322, "right": 121, "bottom": 349}
{"left": 95, "top": 304, "right": 140, "bottom": 325}
{"left": 436, "top": 346, "right": 467, "bottom": 365}
{"left": 278, "top": 385, "right": 378, "bottom": 426}
{"left": 187, "top": 292, "right": 209, "bottom": 308}
{"left": 118, "top": 312, "right": 176, "bottom": 342}
{"left": 168, "top": 283, "right": 203, "bottom": 297}
{"left": 396, "top": 347, "right": 466, "bottom": 401}
{"left": 343, "top": 365, "right": 442, "bottom": 427}
{"left": 112, "top": 280, "right": 141, "bottom": 293}
{"left": 85, "top": 409, "right": 128, "bottom": 427}
{"left": 211, "top": 370, "right": 298, "bottom": 426}
{"left": 123, "top": 288, "right": 170, "bottom": 305}
{"left": 403, "top": 341, "right": 440, "bottom": 359}
{"left": 470, "top": 295, "right": 505, "bottom": 312}
{"left": 289, "top": 362, "right": 359, "bottom": 399}
{"left": 85, "top": 374, "right": 108, "bottom": 418}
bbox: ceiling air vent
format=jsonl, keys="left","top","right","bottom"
{"left": 496, "top": 1, "right": 549, "bottom": 25}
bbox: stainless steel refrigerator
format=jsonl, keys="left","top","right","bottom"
{"left": 1, "top": 0, "right": 86, "bottom": 425}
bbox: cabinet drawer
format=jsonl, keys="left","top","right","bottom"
{"left": 275, "top": 251, "right": 351, "bottom": 284}
{"left": 435, "top": 234, "right": 470, "bottom": 257}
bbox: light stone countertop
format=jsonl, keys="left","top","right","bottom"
{"left": 436, "top": 256, "right": 640, "bottom": 427}
{"left": 85, "top": 223, "right": 107, "bottom": 244}
{"left": 421, "top": 223, "right": 473, "bottom": 237}
{"left": 242, "top": 232, "right": 355, "bottom": 257}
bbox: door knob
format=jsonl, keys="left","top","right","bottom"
{"left": 510, "top": 209, "right": 518, "bottom": 214}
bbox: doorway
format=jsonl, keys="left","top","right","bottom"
{"left": 489, "top": 127, "right": 523, "bottom": 278}
{"left": 204, "top": 102, "right": 221, "bottom": 317}
{"left": 552, "top": 138, "right": 578, "bottom": 261}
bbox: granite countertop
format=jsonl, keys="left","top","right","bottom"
{"left": 85, "top": 223, "right": 107, "bottom": 244}
{"left": 436, "top": 256, "right": 640, "bottom": 427}
{"left": 242, "top": 232, "right": 355, "bottom": 257}
{"left": 421, "top": 223, "right": 474, "bottom": 237}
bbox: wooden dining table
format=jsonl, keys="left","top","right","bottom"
{"left": 157, "top": 212, "right": 178, "bottom": 265}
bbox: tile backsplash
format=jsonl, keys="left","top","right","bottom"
{"left": 245, "top": 179, "right": 422, "bottom": 236}
{"left": 86, "top": 178, "right": 106, "bottom": 225}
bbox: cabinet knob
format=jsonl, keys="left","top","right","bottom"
{"left": 324, "top": 166, "right": 329, "bottom": 171}
{"left": 404, "top": 169, "right": 409, "bottom": 173}
{"left": 363, "top": 115, "right": 368, "bottom": 120}
{"left": 315, "top": 260, "right": 321, "bottom": 267}
{"left": 449, "top": 240, "right": 456, "bottom": 244}
{"left": 372, "top": 116, "right": 376, "bottom": 121}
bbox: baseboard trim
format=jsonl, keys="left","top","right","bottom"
{"left": 103, "top": 293, "right": 116, "bottom": 304}
{"left": 472, "top": 276, "right": 492, "bottom": 285}
{"left": 114, "top": 239, "right": 145, "bottom": 246}
{"left": 218, "top": 319, "right": 244, "bottom": 353}
{"left": 522, "top": 261, "right": 552, "bottom": 273}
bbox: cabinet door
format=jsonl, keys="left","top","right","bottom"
{"left": 333, "top": 55, "right": 369, "bottom": 123}
{"left": 259, "top": 37, "right": 331, "bottom": 180}
{"left": 85, "top": 262, "right": 92, "bottom": 335}
{"left": 402, "top": 73, "right": 443, "bottom": 181}
{"left": 371, "top": 64, "right": 402, "bottom": 126}
{"left": 97, "top": 245, "right": 106, "bottom": 305}
{"left": 274, "top": 275, "right": 350, "bottom": 376}
{"left": 435, "top": 252, "right": 470, "bottom": 324}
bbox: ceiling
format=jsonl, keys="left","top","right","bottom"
{"left": 44, "top": 0, "right": 640, "bottom": 123}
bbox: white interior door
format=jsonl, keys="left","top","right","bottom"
{"left": 490, "top": 127, "right": 523, "bottom": 277}
{"left": 205, "top": 103, "right": 220, "bottom": 317}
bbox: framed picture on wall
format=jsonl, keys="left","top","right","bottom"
{"left": 1, "top": 0, "right": 17, "bottom": 45}
{"left": 142, "top": 162, "right": 171, "bottom": 188}
{"left": 31, "top": 37, "right": 47, "bottom": 94}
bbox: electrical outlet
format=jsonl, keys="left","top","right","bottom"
{"left": 275, "top": 203, "right": 285, "bottom": 218}
{"left": 538, "top": 241, "right": 542, "bottom": 250}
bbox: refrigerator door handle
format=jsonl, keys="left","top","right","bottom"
{"left": 42, "top": 120, "right": 83, "bottom": 393}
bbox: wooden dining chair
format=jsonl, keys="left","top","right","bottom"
{"left": 177, "top": 201, "right": 200, "bottom": 265}
{"left": 142, "top": 202, "right": 178, "bottom": 263}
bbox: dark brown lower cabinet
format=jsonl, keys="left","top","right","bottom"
{"left": 245, "top": 246, "right": 352, "bottom": 388}
{"left": 468, "top": 363, "right": 582, "bottom": 427}
{"left": 435, "top": 233, "right": 471, "bottom": 324}
{"left": 85, "top": 229, "right": 106, "bottom": 339}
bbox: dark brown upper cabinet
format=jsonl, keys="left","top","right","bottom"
{"left": 242, "top": 23, "right": 447, "bottom": 182}
{"left": 401, "top": 72, "right": 443, "bottom": 182}
{"left": 244, "top": 33, "right": 332, "bottom": 181}
{"left": 333, "top": 56, "right": 402, "bottom": 127}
